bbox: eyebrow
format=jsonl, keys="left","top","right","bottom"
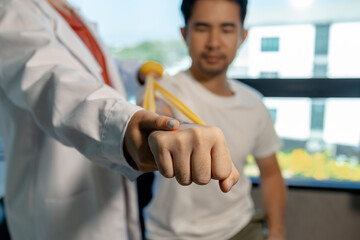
{"left": 221, "top": 23, "right": 237, "bottom": 28}
{"left": 193, "top": 22, "right": 211, "bottom": 27}
{"left": 192, "top": 22, "right": 237, "bottom": 28}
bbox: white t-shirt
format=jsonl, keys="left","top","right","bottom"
{"left": 144, "top": 71, "right": 281, "bottom": 240}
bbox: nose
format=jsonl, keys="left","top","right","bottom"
{"left": 206, "top": 28, "right": 221, "bottom": 50}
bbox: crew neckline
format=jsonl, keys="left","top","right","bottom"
{"left": 182, "top": 70, "right": 250, "bottom": 108}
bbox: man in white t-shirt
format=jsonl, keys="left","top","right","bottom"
{"left": 141, "top": 0, "right": 286, "bottom": 239}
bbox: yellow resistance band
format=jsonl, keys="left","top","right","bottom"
{"left": 142, "top": 75, "right": 206, "bottom": 125}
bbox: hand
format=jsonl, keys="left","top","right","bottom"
{"left": 124, "top": 110, "right": 179, "bottom": 172}
{"left": 124, "top": 110, "right": 239, "bottom": 192}
{"left": 148, "top": 122, "right": 239, "bottom": 193}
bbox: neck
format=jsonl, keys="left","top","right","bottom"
{"left": 189, "top": 67, "right": 233, "bottom": 96}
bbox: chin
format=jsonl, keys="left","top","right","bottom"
{"left": 194, "top": 59, "right": 228, "bottom": 75}
{"left": 201, "top": 65, "right": 227, "bottom": 75}
{"left": 204, "top": 69, "right": 227, "bottom": 76}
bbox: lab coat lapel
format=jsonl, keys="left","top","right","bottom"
{"left": 35, "top": 0, "right": 103, "bottom": 82}
{"left": 83, "top": 20, "right": 127, "bottom": 96}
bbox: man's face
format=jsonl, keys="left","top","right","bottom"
{"left": 182, "top": 0, "right": 246, "bottom": 77}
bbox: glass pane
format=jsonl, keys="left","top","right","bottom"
{"left": 261, "top": 37, "right": 280, "bottom": 52}
{"left": 244, "top": 98, "right": 360, "bottom": 183}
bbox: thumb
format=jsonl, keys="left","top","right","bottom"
{"left": 154, "top": 115, "right": 180, "bottom": 131}
{"left": 139, "top": 110, "right": 180, "bottom": 131}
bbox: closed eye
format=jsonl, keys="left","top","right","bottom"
{"left": 221, "top": 23, "right": 237, "bottom": 33}
{"left": 193, "top": 22, "right": 210, "bottom": 32}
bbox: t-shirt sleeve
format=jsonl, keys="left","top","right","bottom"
{"left": 252, "top": 103, "right": 282, "bottom": 159}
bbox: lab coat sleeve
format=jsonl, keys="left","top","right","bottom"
{"left": 0, "top": 0, "right": 142, "bottom": 180}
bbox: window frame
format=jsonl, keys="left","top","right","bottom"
{"left": 239, "top": 78, "right": 360, "bottom": 98}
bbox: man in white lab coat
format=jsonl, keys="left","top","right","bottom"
{"left": 0, "top": 0, "right": 240, "bottom": 239}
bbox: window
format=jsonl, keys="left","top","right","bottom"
{"left": 234, "top": 0, "right": 360, "bottom": 189}
{"left": 246, "top": 97, "right": 360, "bottom": 185}
{"left": 241, "top": 78, "right": 360, "bottom": 188}
{"left": 261, "top": 37, "right": 280, "bottom": 52}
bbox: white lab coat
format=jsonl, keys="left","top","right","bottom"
{"left": 0, "top": 0, "right": 143, "bottom": 239}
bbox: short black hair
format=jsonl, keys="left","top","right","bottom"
{"left": 181, "top": 0, "right": 248, "bottom": 26}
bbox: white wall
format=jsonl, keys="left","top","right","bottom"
{"left": 247, "top": 25, "right": 315, "bottom": 78}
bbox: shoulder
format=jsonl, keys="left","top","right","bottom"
{"left": 161, "top": 71, "right": 191, "bottom": 84}
{"left": 0, "top": 0, "right": 55, "bottom": 27}
{"left": 229, "top": 79, "right": 264, "bottom": 103}
{"left": 159, "top": 71, "right": 193, "bottom": 92}
{"left": 2, "top": 0, "right": 46, "bottom": 14}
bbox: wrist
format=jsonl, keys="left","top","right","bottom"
{"left": 268, "top": 228, "right": 286, "bottom": 239}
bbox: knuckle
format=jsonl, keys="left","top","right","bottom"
{"left": 176, "top": 173, "right": 192, "bottom": 186}
{"left": 212, "top": 172, "right": 224, "bottom": 180}
{"left": 187, "top": 128, "right": 204, "bottom": 146}
{"left": 212, "top": 168, "right": 230, "bottom": 180}
{"left": 159, "top": 167, "right": 174, "bottom": 178}
{"left": 193, "top": 176, "right": 211, "bottom": 185}
{"left": 209, "top": 126, "right": 224, "bottom": 138}
{"left": 152, "top": 133, "right": 167, "bottom": 148}
{"left": 191, "top": 127, "right": 204, "bottom": 138}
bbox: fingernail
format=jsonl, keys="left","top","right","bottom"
{"left": 167, "top": 119, "right": 177, "bottom": 129}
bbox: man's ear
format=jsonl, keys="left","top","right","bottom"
{"left": 237, "top": 29, "right": 248, "bottom": 48}
{"left": 180, "top": 27, "right": 187, "bottom": 43}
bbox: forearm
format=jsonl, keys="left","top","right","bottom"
{"left": 260, "top": 170, "right": 286, "bottom": 238}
